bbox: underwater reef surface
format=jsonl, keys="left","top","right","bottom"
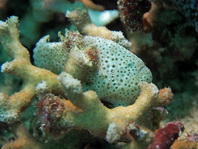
{"left": 0, "top": 0, "right": 198, "bottom": 148}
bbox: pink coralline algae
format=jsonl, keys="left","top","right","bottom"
{"left": 187, "top": 133, "right": 198, "bottom": 142}
{"left": 36, "top": 94, "right": 66, "bottom": 137}
{"left": 117, "top": 0, "right": 151, "bottom": 32}
{"left": 147, "top": 122, "right": 184, "bottom": 149}
{"left": 35, "top": 94, "right": 82, "bottom": 138}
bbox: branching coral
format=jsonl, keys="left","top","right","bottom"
{"left": 19, "top": 0, "right": 119, "bottom": 48}
{"left": 77, "top": 0, "right": 105, "bottom": 11}
{"left": 2, "top": 123, "right": 44, "bottom": 149}
{"left": 0, "top": 16, "right": 66, "bottom": 123}
{"left": 0, "top": 7, "right": 184, "bottom": 149}
{"left": 66, "top": 8, "right": 124, "bottom": 47}
{"left": 117, "top": 1, "right": 198, "bottom": 147}
{"left": 35, "top": 76, "right": 173, "bottom": 148}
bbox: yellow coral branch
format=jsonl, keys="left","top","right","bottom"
{"left": 2, "top": 124, "right": 44, "bottom": 149}
{"left": 0, "top": 16, "right": 66, "bottom": 123}
{"left": 57, "top": 74, "right": 171, "bottom": 140}
{"left": 66, "top": 9, "right": 132, "bottom": 49}
{"left": 78, "top": 0, "right": 105, "bottom": 11}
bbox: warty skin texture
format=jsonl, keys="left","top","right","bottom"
{"left": 33, "top": 31, "right": 152, "bottom": 107}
